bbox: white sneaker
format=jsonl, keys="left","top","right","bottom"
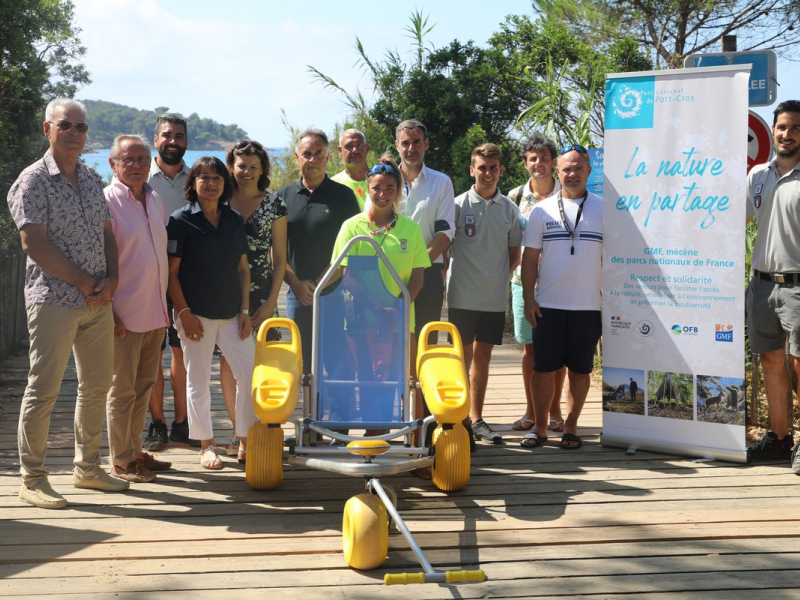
{"left": 72, "top": 468, "right": 130, "bottom": 492}
{"left": 19, "top": 481, "right": 67, "bottom": 509}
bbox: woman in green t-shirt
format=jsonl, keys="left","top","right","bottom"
{"left": 331, "top": 155, "right": 430, "bottom": 433}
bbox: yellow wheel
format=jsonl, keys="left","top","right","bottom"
{"left": 432, "top": 423, "right": 470, "bottom": 492}
{"left": 342, "top": 493, "right": 388, "bottom": 570}
{"left": 246, "top": 422, "right": 283, "bottom": 490}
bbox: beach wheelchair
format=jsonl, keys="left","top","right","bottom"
{"left": 246, "top": 235, "right": 484, "bottom": 585}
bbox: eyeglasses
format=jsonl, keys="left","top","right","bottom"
{"left": 368, "top": 163, "right": 400, "bottom": 177}
{"left": 234, "top": 140, "right": 264, "bottom": 151}
{"left": 560, "top": 144, "right": 588, "bottom": 155}
{"left": 49, "top": 120, "right": 89, "bottom": 133}
{"left": 114, "top": 156, "right": 151, "bottom": 167}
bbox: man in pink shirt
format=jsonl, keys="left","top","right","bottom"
{"left": 105, "top": 135, "right": 172, "bottom": 482}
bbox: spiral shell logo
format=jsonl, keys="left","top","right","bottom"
{"left": 613, "top": 86, "right": 643, "bottom": 119}
{"left": 605, "top": 76, "right": 654, "bottom": 130}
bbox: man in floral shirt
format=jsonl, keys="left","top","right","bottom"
{"left": 8, "top": 98, "right": 129, "bottom": 509}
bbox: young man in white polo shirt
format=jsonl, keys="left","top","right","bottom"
{"left": 448, "top": 143, "right": 522, "bottom": 446}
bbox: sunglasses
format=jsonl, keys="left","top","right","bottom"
{"left": 368, "top": 163, "right": 400, "bottom": 177}
{"left": 234, "top": 140, "right": 264, "bottom": 151}
{"left": 50, "top": 120, "right": 89, "bottom": 133}
{"left": 560, "top": 144, "right": 588, "bottom": 155}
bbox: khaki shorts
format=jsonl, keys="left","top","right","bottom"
{"left": 746, "top": 276, "right": 800, "bottom": 356}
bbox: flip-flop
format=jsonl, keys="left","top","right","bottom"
{"left": 199, "top": 446, "right": 223, "bottom": 469}
{"left": 520, "top": 432, "right": 548, "bottom": 448}
{"left": 512, "top": 418, "right": 535, "bottom": 431}
{"left": 560, "top": 433, "right": 582, "bottom": 449}
{"left": 548, "top": 419, "right": 565, "bottom": 432}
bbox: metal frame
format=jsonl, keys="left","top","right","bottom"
{"left": 295, "top": 235, "right": 431, "bottom": 475}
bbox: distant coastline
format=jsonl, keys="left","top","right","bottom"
{"left": 82, "top": 148, "right": 286, "bottom": 179}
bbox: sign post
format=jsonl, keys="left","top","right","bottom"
{"left": 684, "top": 50, "right": 777, "bottom": 107}
{"left": 747, "top": 110, "right": 773, "bottom": 173}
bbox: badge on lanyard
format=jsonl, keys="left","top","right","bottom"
{"left": 465, "top": 215, "right": 476, "bottom": 237}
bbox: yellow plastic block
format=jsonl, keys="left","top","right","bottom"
{"left": 346, "top": 439, "right": 391, "bottom": 457}
{"left": 445, "top": 569, "right": 486, "bottom": 583}
{"left": 416, "top": 322, "right": 470, "bottom": 423}
{"left": 252, "top": 318, "right": 302, "bottom": 424}
{"left": 384, "top": 572, "right": 426, "bottom": 585}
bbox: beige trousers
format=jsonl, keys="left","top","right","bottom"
{"left": 106, "top": 328, "right": 165, "bottom": 468}
{"left": 19, "top": 303, "right": 113, "bottom": 487}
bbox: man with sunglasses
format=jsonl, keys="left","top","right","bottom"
{"left": 144, "top": 113, "right": 198, "bottom": 452}
{"left": 520, "top": 145, "right": 603, "bottom": 451}
{"left": 8, "top": 98, "right": 129, "bottom": 508}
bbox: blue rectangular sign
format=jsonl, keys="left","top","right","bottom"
{"left": 685, "top": 50, "right": 776, "bottom": 106}
{"left": 588, "top": 148, "right": 603, "bottom": 199}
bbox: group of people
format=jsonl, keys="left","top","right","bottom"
{"left": 10, "top": 95, "right": 797, "bottom": 509}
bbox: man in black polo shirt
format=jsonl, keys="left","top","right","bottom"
{"left": 279, "top": 128, "right": 360, "bottom": 382}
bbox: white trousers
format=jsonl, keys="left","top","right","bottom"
{"left": 176, "top": 315, "right": 256, "bottom": 441}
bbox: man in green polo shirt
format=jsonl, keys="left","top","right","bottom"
{"left": 332, "top": 129, "right": 369, "bottom": 210}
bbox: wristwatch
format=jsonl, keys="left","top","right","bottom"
{"left": 240, "top": 309, "right": 250, "bottom": 315}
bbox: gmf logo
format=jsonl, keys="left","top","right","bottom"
{"left": 715, "top": 324, "right": 733, "bottom": 343}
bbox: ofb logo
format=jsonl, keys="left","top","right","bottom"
{"left": 637, "top": 320, "right": 655, "bottom": 338}
{"left": 672, "top": 324, "right": 699, "bottom": 336}
{"left": 605, "top": 76, "right": 655, "bottom": 130}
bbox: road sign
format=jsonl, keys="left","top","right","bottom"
{"left": 684, "top": 50, "right": 777, "bottom": 107}
{"left": 748, "top": 110, "right": 773, "bottom": 173}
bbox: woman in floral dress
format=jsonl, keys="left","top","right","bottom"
{"left": 220, "top": 140, "right": 287, "bottom": 460}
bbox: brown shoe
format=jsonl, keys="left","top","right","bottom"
{"left": 137, "top": 452, "right": 172, "bottom": 472}
{"left": 113, "top": 461, "right": 157, "bottom": 483}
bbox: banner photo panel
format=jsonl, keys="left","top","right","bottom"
{"left": 602, "top": 66, "right": 749, "bottom": 463}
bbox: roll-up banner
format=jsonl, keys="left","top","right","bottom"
{"left": 602, "top": 65, "right": 750, "bottom": 463}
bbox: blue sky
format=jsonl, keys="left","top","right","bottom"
{"left": 71, "top": 0, "right": 534, "bottom": 146}
{"left": 71, "top": 0, "right": 797, "bottom": 148}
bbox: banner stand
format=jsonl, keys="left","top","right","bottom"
{"left": 602, "top": 65, "right": 750, "bottom": 464}
{"left": 601, "top": 435, "right": 748, "bottom": 464}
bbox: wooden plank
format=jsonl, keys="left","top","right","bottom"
{"left": 2, "top": 336, "right": 799, "bottom": 597}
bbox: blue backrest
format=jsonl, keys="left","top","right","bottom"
{"left": 314, "top": 253, "right": 409, "bottom": 425}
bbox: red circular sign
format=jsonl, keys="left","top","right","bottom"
{"left": 748, "top": 111, "right": 773, "bottom": 173}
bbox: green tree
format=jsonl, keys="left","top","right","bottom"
{"left": 0, "top": 0, "right": 90, "bottom": 248}
{"left": 496, "top": 17, "right": 651, "bottom": 147}
{"left": 534, "top": 0, "right": 800, "bottom": 68}
{"left": 309, "top": 12, "right": 531, "bottom": 193}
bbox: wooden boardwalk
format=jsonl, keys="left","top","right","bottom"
{"left": 2, "top": 340, "right": 800, "bottom": 598}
